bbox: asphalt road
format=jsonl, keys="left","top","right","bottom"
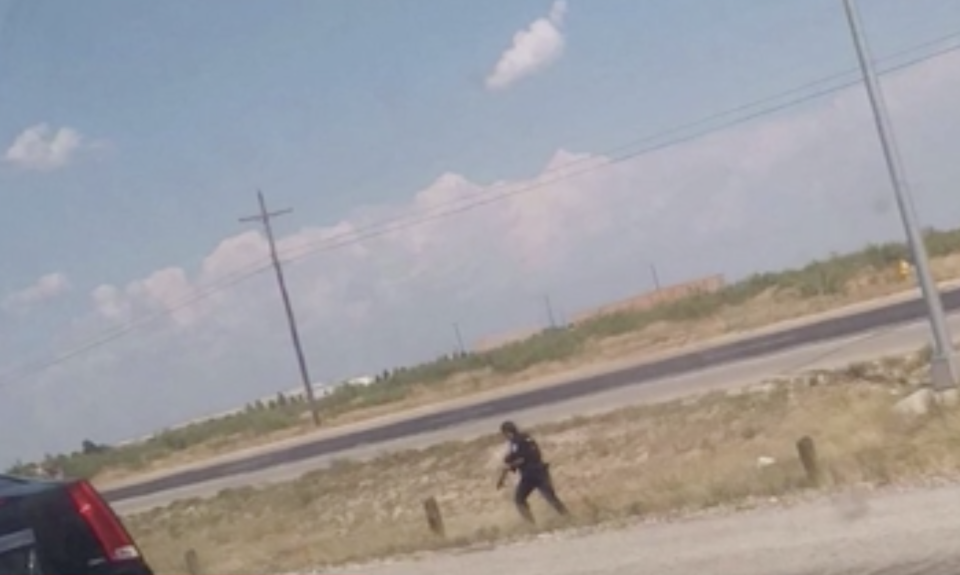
{"left": 111, "top": 310, "right": 960, "bottom": 516}
{"left": 102, "top": 287, "right": 960, "bottom": 506}
{"left": 350, "top": 484, "right": 960, "bottom": 575}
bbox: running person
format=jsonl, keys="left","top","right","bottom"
{"left": 496, "top": 420, "right": 569, "bottom": 523}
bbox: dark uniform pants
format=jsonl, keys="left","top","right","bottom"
{"left": 514, "top": 464, "right": 569, "bottom": 522}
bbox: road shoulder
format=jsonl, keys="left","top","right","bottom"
{"left": 349, "top": 481, "right": 960, "bottom": 575}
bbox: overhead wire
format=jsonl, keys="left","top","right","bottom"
{"left": 2, "top": 32, "right": 960, "bottom": 389}
{"left": 278, "top": 30, "right": 960, "bottom": 265}
{"left": 277, "top": 38, "right": 960, "bottom": 266}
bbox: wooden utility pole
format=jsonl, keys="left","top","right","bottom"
{"left": 452, "top": 321, "right": 466, "bottom": 355}
{"left": 543, "top": 294, "right": 557, "bottom": 329}
{"left": 649, "top": 263, "right": 661, "bottom": 292}
{"left": 239, "top": 190, "right": 320, "bottom": 426}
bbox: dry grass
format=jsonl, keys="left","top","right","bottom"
{"left": 124, "top": 346, "right": 960, "bottom": 575}
{"left": 91, "top": 254, "right": 960, "bottom": 488}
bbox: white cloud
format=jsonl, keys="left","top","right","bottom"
{"left": 4, "top": 123, "right": 91, "bottom": 171}
{"left": 4, "top": 47, "right": 960, "bottom": 463}
{"left": 485, "top": 0, "right": 568, "bottom": 91}
{"left": 3, "top": 273, "right": 71, "bottom": 314}
{"left": 90, "top": 284, "right": 129, "bottom": 322}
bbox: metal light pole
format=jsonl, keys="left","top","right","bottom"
{"left": 842, "top": 0, "right": 959, "bottom": 389}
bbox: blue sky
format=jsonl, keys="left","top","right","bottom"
{"left": 1, "top": 0, "right": 960, "bottom": 465}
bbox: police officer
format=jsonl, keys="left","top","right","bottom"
{"left": 496, "top": 420, "right": 569, "bottom": 523}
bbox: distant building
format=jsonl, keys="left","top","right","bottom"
{"left": 346, "top": 375, "right": 375, "bottom": 387}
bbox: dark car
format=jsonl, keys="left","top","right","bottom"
{"left": 0, "top": 474, "right": 153, "bottom": 575}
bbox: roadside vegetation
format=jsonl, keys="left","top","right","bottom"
{"left": 126, "top": 346, "right": 960, "bottom": 574}
{"left": 8, "top": 227, "right": 960, "bottom": 485}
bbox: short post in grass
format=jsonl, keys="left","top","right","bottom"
{"left": 796, "top": 436, "right": 821, "bottom": 487}
{"left": 184, "top": 548, "right": 201, "bottom": 575}
{"left": 423, "top": 496, "right": 445, "bottom": 537}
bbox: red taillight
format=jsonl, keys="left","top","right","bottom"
{"left": 66, "top": 480, "right": 140, "bottom": 562}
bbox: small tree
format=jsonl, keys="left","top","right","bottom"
{"left": 81, "top": 439, "right": 109, "bottom": 455}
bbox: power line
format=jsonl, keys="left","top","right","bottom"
{"left": 277, "top": 34, "right": 960, "bottom": 266}
{"left": 2, "top": 34, "right": 959, "bottom": 389}
{"left": 99, "top": 29, "right": 960, "bottom": 311}
{"left": 6, "top": 36, "right": 959, "bottom": 388}
{"left": 92, "top": 28, "right": 960, "bottom": 315}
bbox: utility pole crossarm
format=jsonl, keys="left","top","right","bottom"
{"left": 239, "top": 208, "right": 292, "bottom": 224}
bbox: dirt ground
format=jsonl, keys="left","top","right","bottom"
{"left": 349, "top": 482, "right": 960, "bottom": 575}
{"left": 124, "top": 346, "right": 960, "bottom": 574}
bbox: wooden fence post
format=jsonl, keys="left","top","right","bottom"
{"left": 796, "top": 435, "right": 821, "bottom": 487}
{"left": 184, "top": 548, "right": 201, "bottom": 575}
{"left": 423, "top": 496, "right": 445, "bottom": 537}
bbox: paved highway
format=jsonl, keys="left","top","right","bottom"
{"left": 105, "top": 286, "right": 960, "bottom": 513}
{"left": 351, "top": 483, "right": 960, "bottom": 575}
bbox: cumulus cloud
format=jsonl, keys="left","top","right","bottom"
{"left": 3, "top": 273, "right": 71, "bottom": 314}
{"left": 4, "top": 47, "right": 960, "bottom": 463}
{"left": 90, "top": 284, "right": 129, "bottom": 322}
{"left": 486, "top": 0, "right": 568, "bottom": 91}
{"left": 3, "top": 123, "right": 97, "bottom": 171}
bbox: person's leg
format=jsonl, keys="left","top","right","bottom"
{"left": 514, "top": 477, "right": 537, "bottom": 523}
{"left": 537, "top": 467, "right": 570, "bottom": 516}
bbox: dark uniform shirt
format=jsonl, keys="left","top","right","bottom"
{"left": 504, "top": 432, "right": 547, "bottom": 476}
